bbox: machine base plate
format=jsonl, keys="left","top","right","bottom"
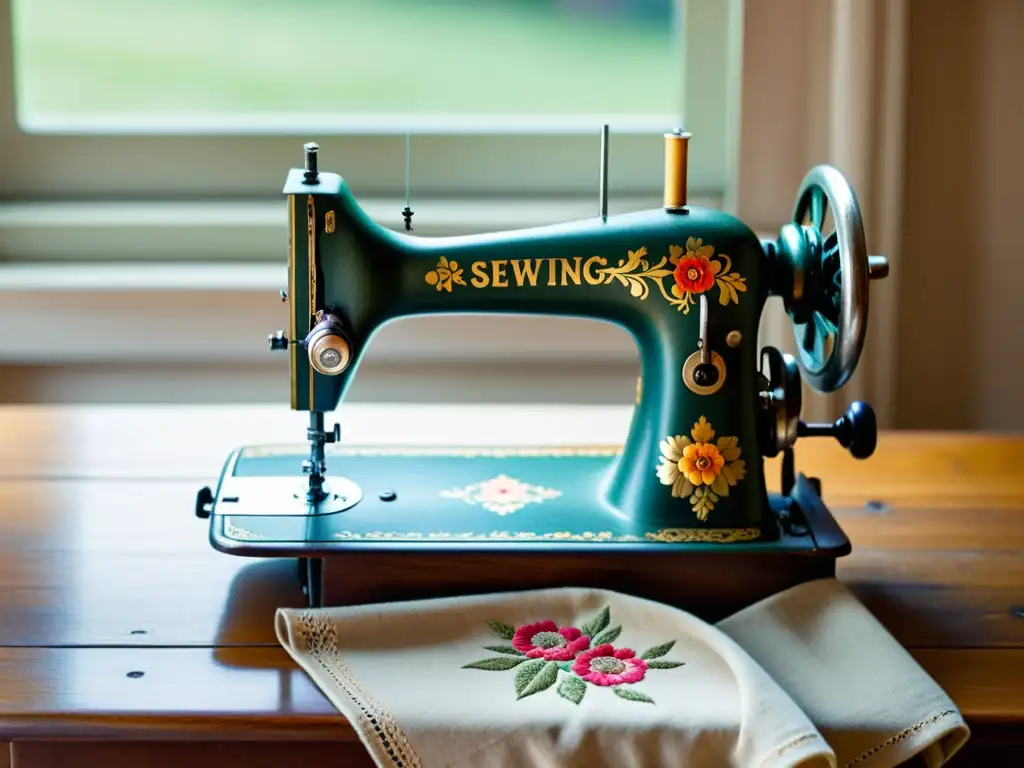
{"left": 202, "top": 444, "right": 850, "bottom": 614}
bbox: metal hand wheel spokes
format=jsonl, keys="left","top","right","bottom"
{"left": 790, "top": 165, "right": 869, "bottom": 392}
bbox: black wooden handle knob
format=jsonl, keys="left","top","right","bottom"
{"left": 195, "top": 486, "right": 214, "bottom": 519}
{"left": 798, "top": 400, "right": 877, "bottom": 460}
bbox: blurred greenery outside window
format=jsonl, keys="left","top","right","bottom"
{"left": 2, "top": 0, "right": 737, "bottom": 211}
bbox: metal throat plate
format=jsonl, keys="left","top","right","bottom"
{"left": 212, "top": 451, "right": 362, "bottom": 516}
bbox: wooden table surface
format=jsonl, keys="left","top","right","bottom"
{"left": 0, "top": 404, "right": 1022, "bottom": 766}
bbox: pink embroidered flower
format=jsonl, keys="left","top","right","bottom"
{"left": 512, "top": 621, "right": 591, "bottom": 661}
{"left": 572, "top": 644, "right": 648, "bottom": 686}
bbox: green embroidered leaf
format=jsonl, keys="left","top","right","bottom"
{"left": 641, "top": 640, "right": 676, "bottom": 659}
{"left": 580, "top": 607, "right": 610, "bottom": 640}
{"left": 592, "top": 625, "right": 622, "bottom": 646}
{"left": 514, "top": 659, "right": 548, "bottom": 697}
{"left": 483, "top": 645, "right": 525, "bottom": 657}
{"left": 487, "top": 620, "right": 516, "bottom": 640}
{"left": 557, "top": 674, "right": 587, "bottom": 705}
{"left": 462, "top": 656, "right": 526, "bottom": 671}
{"left": 613, "top": 687, "right": 655, "bottom": 704}
{"left": 516, "top": 661, "right": 559, "bottom": 700}
{"left": 646, "top": 660, "right": 686, "bottom": 669}
{"left": 556, "top": 661, "right": 574, "bottom": 672}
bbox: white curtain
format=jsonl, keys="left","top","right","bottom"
{"left": 735, "top": 0, "right": 908, "bottom": 428}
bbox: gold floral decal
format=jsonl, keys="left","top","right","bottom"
{"left": 424, "top": 256, "right": 465, "bottom": 292}
{"left": 333, "top": 528, "right": 760, "bottom": 543}
{"left": 441, "top": 474, "right": 561, "bottom": 515}
{"left": 596, "top": 237, "right": 747, "bottom": 314}
{"left": 656, "top": 416, "right": 746, "bottom": 520}
{"left": 462, "top": 605, "right": 684, "bottom": 705}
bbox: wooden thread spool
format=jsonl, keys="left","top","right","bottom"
{"left": 663, "top": 130, "right": 691, "bottom": 211}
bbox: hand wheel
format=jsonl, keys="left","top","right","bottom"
{"left": 776, "top": 165, "right": 888, "bottom": 392}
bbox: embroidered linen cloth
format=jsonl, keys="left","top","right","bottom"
{"left": 276, "top": 587, "right": 835, "bottom": 768}
{"left": 717, "top": 578, "right": 970, "bottom": 768}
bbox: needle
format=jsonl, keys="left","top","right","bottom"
{"left": 402, "top": 133, "right": 414, "bottom": 231}
{"left": 599, "top": 124, "right": 609, "bottom": 220}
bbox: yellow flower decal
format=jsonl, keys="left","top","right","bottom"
{"left": 597, "top": 238, "right": 746, "bottom": 315}
{"left": 656, "top": 416, "right": 746, "bottom": 521}
{"left": 425, "top": 256, "right": 466, "bottom": 292}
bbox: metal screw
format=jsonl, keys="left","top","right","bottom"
{"left": 865, "top": 499, "right": 889, "bottom": 513}
{"left": 129, "top": 629, "right": 147, "bottom": 635}
{"left": 379, "top": 490, "right": 397, "bottom": 502}
{"left": 126, "top": 670, "right": 145, "bottom": 678}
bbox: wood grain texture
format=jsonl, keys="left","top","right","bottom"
{"left": 0, "top": 480, "right": 306, "bottom": 647}
{"left": 0, "top": 646, "right": 1020, "bottom": 741}
{"left": 839, "top": 549, "right": 1024, "bottom": 648}
{"left": 10, "top": 742, "right": 373, "bottom": 768}
{"left": 1, "top": 475, "right": 1019, "bottom": 649}
{"left": 0, "top": 404, "right": 1021, "bottom": 760}
{"left": 0, "top": 647, "right": 346, "bottom": 741}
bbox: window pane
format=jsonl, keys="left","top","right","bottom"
{"left": 13, "top": 0, "right": 682, "bottom": 132}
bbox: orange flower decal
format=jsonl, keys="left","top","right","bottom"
{"left": 596, "top": 238, "right": 745, "bottom": 315}
{"left": 656, "top": 416, "right": 746, "bottom": 521}
{"left": 680, "top": 442, "right": 725, "bottom": 486}
{"left": 673, "top": 254, "right": 715, "bottom": 295}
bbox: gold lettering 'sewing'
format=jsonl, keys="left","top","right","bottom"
{"left": 461, "top": 257, "right": 606, "bottom": 288}
{"left": 559, "top": 257, "right": 583, "bottom": 286}
{"left": 420, "top": 241, "right": 746, "bottom": 314}
{"left": 491, "top": 260, "right": 509, "bottom": 288}
{"left": 470, "top": 261, "right": 490, "bottom": 288}
{"left": 584, "top": 256, "right": 607, "bottom": 285}
{"left": 511, "top": 259, "right": 541, "bottom": 287}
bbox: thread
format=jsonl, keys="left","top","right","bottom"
{"left": 663, "top": 131, "right": 691, "bottom": 210}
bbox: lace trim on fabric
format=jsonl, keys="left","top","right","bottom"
{"left": 775, "top": 732, "right": 820, "bottom": 756}
{"left": 843, "top": 710, "right": 959, "bottom": 768}
{"left": 295, "top": 610, "right": 422, "bottom": 768}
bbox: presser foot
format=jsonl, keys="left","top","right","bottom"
{"left": 198, "top": 450, "right": 363, "bottom": 517}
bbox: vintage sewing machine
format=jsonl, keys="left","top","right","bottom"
{"left": 196, "top": 130, "right": 888, "bottom": 616}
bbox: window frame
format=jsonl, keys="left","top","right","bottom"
{"left": 0, "top": 0, "right": 846, "bottom": 383}
{"left": 0, "top": 0, "right": 738, "bottom": 203}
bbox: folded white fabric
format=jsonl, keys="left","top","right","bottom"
{"left": 716, "top": 578, "right": 970, "bottom": 768}
{"left": 276, "top": 587, "right": 835, "bottom": 768}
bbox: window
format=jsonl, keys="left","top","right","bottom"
{"left": 2, "top": 0, "right": 737, "bottom": 203}
{"left": 0, "top": 0, "right": 754, "bottom": 400}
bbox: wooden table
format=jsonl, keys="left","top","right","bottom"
{"left": 0, "top": 404, "right": 1021, "bottom": 767}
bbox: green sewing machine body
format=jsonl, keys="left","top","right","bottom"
{"left": 197, "top": 134, "right": 888, "bottom": 610}
{"left": 284, "top": 170, "right": 768, "bottom": 533}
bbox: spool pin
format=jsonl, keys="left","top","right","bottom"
{"left": 663, "top": 130, "right": 691, "bottom": 211}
